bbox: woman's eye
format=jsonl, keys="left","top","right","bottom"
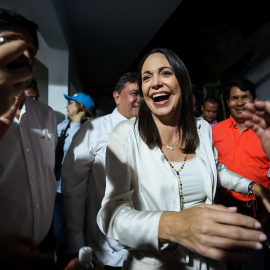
{"left": 162, "top": 70, "right": 172, "bottom": 76}
{"left": 142, "top": 75, "right": 150, "bottom": 81}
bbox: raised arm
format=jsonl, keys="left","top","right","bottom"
{"left": 0, "top": 39, "right": 33, "bottom": 114}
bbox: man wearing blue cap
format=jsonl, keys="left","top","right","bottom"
{"left": 64, "top": 93, "right": 95, "bottom": 112}
{"left": 62, "top": 72, "right": 140, "bottom": 269}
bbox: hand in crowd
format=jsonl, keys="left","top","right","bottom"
{"left": 252, "top": 183, "right": 270, "bottom": 212}
{"left": 0, "top": 234, "right": 53, "bottom": 269}
{"left": 72, "top": 111, "right": 86, "bottom": 123}
{"left": 64, "top": 258, "right": 87, "bottom": 270}
{"left": 0, "top": 39, "right": 33, "bottom": 115}
{"left": 243, "top": 101, "right": 270, "bottom": 160}
{"left": 64, "top": 257, "right": 104, "bottom": 270}
{"left": 0, "top": 93, "right": 25, "bottom": 141}
{"left": 159, "top": 204, "right": 266, "bottom": 262}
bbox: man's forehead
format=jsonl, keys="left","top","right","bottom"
{"left": 123, "top": 82, "right": 139, "bottom": 92}
{"left": 230, "top": 87, "right": 252, "bottom": 97}
{"left": 205, "top": 101, "right": 218, "bottom": 107}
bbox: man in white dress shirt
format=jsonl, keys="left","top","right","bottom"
{"left": 0, "top": 8, "right": 57, "bottom": 269}
{"left": 61, "top": 72, "right": 140, "bottom": 269}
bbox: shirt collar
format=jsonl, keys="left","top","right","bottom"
{"left": 111, "top": 107, "right": 128, "bottom": 127}
{"left": 229, "top": 115, "right": 236, "bottom": 127}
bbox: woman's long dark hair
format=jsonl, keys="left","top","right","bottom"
{"left": 137, "top": 48, "right": 199, "bottom": 153}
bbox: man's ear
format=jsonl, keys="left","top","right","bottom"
{"left": 201, "top": 105, "right": 204, "bottom": 112}
{"left": 254, "top": 97, "right": 258, "bottom": 103}
{"left": 113, "top": 91, "right": 120, "bottom": 106}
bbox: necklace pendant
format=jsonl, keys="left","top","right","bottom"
{"left": 167, "top": 145, "right": 173, "bottom": 150}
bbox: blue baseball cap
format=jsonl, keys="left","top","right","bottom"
{"left": 64, "top": 93, "right": 95, "bottom": 110}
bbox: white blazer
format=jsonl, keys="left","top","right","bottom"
{"left": 97, "top": 118, "right": 251, "bottom": 269}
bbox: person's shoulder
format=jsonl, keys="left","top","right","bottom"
{"left": 91, "top": 113, "right": 112, "bottom": 125}
{"left": 212, "top": 118, "right": 229, "bottom": 131}
{"left": 86, "top": 113, "right": 113, "bottom": 131}
{"left": 57, "top": 119, "right": 69, "bottom": 131}
{"left": 27, "top": 97, "right": 54, "bottom": 112}
{"left": 26, "top": 98, "right": 56, "bottom": 124}
{"left": 115, "top": 117, "right": 136, "bottom": 130}
{"left": 197, "top": 117, "right": 211, "bottom": 129}
{"left": 75, "top": 113, "right": 114, "bottom": 138}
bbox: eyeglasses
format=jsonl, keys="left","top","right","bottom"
{"left": 67, "top": 100, "right": 76, "bottom": 105}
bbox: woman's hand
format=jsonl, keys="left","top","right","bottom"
{"left": 159, "top": 204, "right": 266, "bottom": 262}
{"left": 252, "top": 184, "right": 270, "bottom": 212}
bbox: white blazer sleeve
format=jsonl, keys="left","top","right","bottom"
{"left": 97, "top": 123, "right": 163, "bottom": 254}
{"left": 205, "top": 121, "right": 251, "bottom": 194}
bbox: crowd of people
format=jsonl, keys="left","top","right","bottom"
{"left": 1, "top": 7, "right": 270, "bottom": 270}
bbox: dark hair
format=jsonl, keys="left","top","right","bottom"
{"left": 226, "top": 79, "right": 256, "bottom": 101}
{"left": 75, "top": 102, "right": 93, "bottom": 124}
{"left": 115, "top": 72, "right": 138, "bottom": 94}
{"left": 137, "top": 48, "right": 199, "bottom": 153}
{"left": 0, "top": 8, "right": 39, "bottom": 50}
{"left": 26, "top": 78, "right": 40, "bottom": 99}
{"left": 203, "top": 96, "right": 218, "bottom": 106}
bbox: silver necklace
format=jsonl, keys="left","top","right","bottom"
{"left": 160, "top": 134, "right": 179, "bottom": 151}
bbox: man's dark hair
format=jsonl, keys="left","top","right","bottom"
{"left": 226, "top": 79, "right": 256, "bottom": 101}
{"left": 115, "top": 72, "right": 138, "bottom": 94}
{"left": 203, "top": 96, "right": 218, "bottom": 106}
{"left": 26, "top": 78, "right": 40, "bottom": 99}
{"left": 137, "top": 48, "right": 199, "bottom": 153}
{"left": 0, "top": 8, "right": 39, "bottom": 50}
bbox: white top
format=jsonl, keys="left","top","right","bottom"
{"left": 171, "top": 156, "right": 206, "bottom": 209}
{"left": 56, "top": 119, "right": 81, "bottom": 193}
{"left": 97, "top": 118, "right": 251, "bottom": 270}
{"left": 0, "top": 97, "right": 57, "bottom": 244}
{"left": 61, "top": 108, "right": 127, "bottom": 266}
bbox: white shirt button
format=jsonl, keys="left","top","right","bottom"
{"left": 25, "top": 148, "right": 30, "bottom": 152}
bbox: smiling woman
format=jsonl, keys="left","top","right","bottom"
{"left": 97, "top": 48, "right": 270, "bottom": 270}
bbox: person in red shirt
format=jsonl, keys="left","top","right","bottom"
{"left": 213, "top": 79, "right": 270, "bottom": 270}
{"left": 213, "top": 79, "right": 270, "bottom": 213}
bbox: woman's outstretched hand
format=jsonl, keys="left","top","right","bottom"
{"left": 159, "top": 204, "right": 266, "bottom": 262}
